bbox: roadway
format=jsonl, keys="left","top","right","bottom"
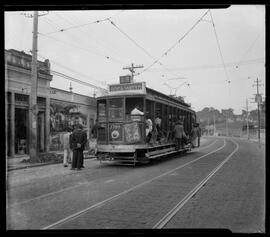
{"left": 6, "top": 137, "right": 265, "bottom": 232}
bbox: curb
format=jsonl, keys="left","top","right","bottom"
{"left": 7, "top": 156, "right": 97, "bottom": 171}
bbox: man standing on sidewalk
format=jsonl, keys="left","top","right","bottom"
{"left": 63, "top": 126, "right": 73, "bottom": 167}
{"left": 69, "top": 124, "right": 87, "bottom": 170}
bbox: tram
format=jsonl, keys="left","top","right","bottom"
{"left": 96, "top": 76, "right": 197, "bottom": 165}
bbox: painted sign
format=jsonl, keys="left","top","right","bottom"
{"left": 109, "top": 123, "right": 123, "bottom": 141}
{"left": 124, "top": 122, "right": 141, "bottom": 143}
{"left": 108, "top": 82, "right": 146, "bottom": 94}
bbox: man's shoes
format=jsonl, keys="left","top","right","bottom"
{"left": 64, "top": 165, "right": 68, "bottom": 167}
{"left": 76, "top": 168, "right": 81, "bottom": 171}
{"left": 70, "top": 168, "right": 75, "bottom": 170}
{"left": 81, "top": 165, "right": 85, "bottom": 168}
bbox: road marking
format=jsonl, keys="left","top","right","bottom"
{"left": 152, "top": 139, "right": 239, "bottom": 229}
{"left": 8, "top": 181, "right": 91, "bottom": 207}
{"left": 104, "top": 179, "right": 115, "bottom": 183}
{"left": 42, "top": 139, "right": 226, "bottom": 230}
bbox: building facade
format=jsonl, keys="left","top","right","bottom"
{"left": 5, "top": 49, "right": 96, "bottom": 158}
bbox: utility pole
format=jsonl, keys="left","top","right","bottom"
{"left": 246, "top": 98, "right": 250, "bottom": 140}
{"left": 123, "top": 63, "right": 144, "bottom": 82}
{"left": 253, "top": 78, "right": 263, "bottom": 147}
{"left": 225, "top": 110, "right": 228, "bottom": 137}
{"left": 213, "top": 109, "right": 216, "bottom": 136}
{"left": 27, "top": 11, "right": 48, "bottom": 161}
{"left": 29, "top": 11, "right": 39, "bottom": 161}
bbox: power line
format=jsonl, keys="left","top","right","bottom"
{"left": 35, "top": 52, "right": 107, "bottom": 86}
{"left": 42, "top": 10, "right": 125, "bottom": 35}
{"left": 107, "top": 19, "right": 182, "bottom": 78}
{"left": 144, "top": 57, "right": 265, "bottom": 73}
{"left": 53, "top": 12, "right": 127, "bottom": 65}
{"left": 51, "top": 70, "right": 108, "bottom": 93}
{"left": 38, "top": 31, "right": 123, "bottom": 64}
{"left": 235, "top": 28, "right": 264, "bottom": 68}
{"left": 139, "top": 9, "right": 210, "bottom": 76}
{"left": 209, "top": 10, "right": 231, "bottom": 84}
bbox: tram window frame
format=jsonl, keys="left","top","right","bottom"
{"left": 125, "top": 97, "right": 144, "bottom": 121}
{"left": 108, "top": 98, "right": 124, "bottom": 121}
{"left": 97, "top": 99, "right": 107, "bottom": 122}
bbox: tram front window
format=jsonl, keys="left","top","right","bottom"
{"left": 125, "top": 97, "right": 144, "bottom": 121}
{"left": 109, "top": 98, "right": 123, "bottom": 120}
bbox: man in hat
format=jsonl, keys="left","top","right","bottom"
{"left": 69, "top": 123, "right": 87, "bottom": 170}
{"left": 173, "top": 120, "right": 187, "bottom": 150}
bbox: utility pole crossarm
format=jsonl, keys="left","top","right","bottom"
{"left": 123, "top": 63, "right": 144, "bottom": 82}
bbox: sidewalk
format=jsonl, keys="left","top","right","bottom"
{"left": 7, "top": 151, "right": 96, "bottom": 171}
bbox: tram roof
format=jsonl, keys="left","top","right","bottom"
{"left": 97, "top": 86, "right": 194, "bottom": 113}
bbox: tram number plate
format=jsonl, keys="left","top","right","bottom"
{"left": 109, "top": 124, "right": 123, "bottom": 141}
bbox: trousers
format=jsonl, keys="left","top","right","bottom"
{"left": 72, "top": 149, "right": 84, "bottom": 169}
{"left": 63, "top": 148, "right": 73, "bottom": 165}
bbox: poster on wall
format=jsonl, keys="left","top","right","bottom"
{"left": 50, "top": 103, "right": 87, "bottom": 133}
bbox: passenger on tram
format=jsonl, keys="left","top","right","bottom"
{"left": 145, "top": 116, "right": 153, "bottom": 144}
{"left": 173, "top": 120, "right": 188, "bottom": 150}
{"left": 154, "top": 116, "right": 162, "bottom": 144}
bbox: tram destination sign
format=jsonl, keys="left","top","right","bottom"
{"left": 108, "top": 82, "right": 146, "bottom": 94}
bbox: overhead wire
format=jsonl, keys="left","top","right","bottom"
{"left": 144, "top": 57, "right": 265, "bottom": 73}
{"left": 51, "top": 70, "right": 108, "bottom": 93}
{"left": 235, "top": 28, "right": 264, "bottom": 68}
{"left": 139, "top": 9, "right": 211, "bottom": 76}
{"left": 54, "top": 12, "right": 128, "bottom": 64}
{"left": 36, "top": 52, "right": 107, "bottom": 86}
{"left": 209, "top": 10, "right": 231, "bottom": 84}
{"left": 42, "top": 10, "right": 125, "bottom": 35}
{"left": 38, "top": 31, "right": 123, "bottom": 64}
{"left": 107, "top": 19, "right": 183, "bottom": 78}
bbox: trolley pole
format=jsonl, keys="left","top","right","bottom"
{"left": 29, "top": 11, "right": 39, "bottom": 161}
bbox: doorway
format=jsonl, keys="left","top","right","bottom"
{"left": 15, "top": 108, "right": 28, "bottom": 155}
{"left": 37, "top": 111, "right": 45, "bottom": 152}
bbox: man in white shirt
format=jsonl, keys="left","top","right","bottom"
{"left": 63, "top": 126, "right": 73, "bottom": 167}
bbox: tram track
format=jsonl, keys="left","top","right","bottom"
{"left": 42, "top": 138, "right": 226, "bottom": 229}
{"left": 152, "top": 138, "right": 239, "bottom": 229}
{"left": 8, "top": 140, "right": 218, "bottom": 209}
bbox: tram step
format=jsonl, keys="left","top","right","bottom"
{"left": 145, "top": 147, "right": 175, "bottom": 157}
{"left": 147, "top": 150, "right": 178, "bottom": 159}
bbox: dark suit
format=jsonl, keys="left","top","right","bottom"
{"left": 70, "top": 128, "right": 87, "bottom": 169}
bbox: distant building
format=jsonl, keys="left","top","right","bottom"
{"left": 5, "top": 49, "right": 96, "bottom": 158}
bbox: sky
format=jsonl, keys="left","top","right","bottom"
{"left": 5, "top": 5, "right": 265, "bottom": 114}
